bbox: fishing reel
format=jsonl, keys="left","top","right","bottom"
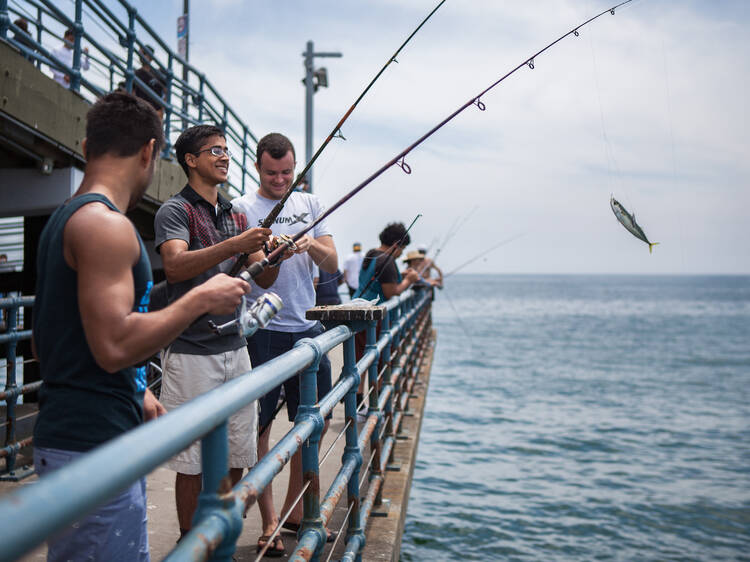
{"left": 263, "top": 234, "right": 297, "bottom": 265}
{"left": 209, "top": 287, "right": 284, "bottom": 337}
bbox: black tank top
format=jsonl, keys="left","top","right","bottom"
{"left": 33, "top": 193, "right": 153, "bottom": 452}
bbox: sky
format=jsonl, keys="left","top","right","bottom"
{"left": 68, "top": 0, "right": 750, "bottom": 274}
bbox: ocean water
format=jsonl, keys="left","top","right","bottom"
{"left": 401, "top": 274, "right": 750, "bottom": 561}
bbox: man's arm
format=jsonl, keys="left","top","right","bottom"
{"left": 68, "top": 204, "right": 250, "bottom": 373}
{"left": 160, "top": 228, "right": 272, "bottom": 283}
{"left": 295, "top": 234, "right": 338, "bottom": 274}
{"left": 381, "top": 268, "right": 420, "bottom": 300}
{"left": 248, "top": 249, "right": 281, "bottom": 289}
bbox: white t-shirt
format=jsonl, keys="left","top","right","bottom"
{"left": 50, "top": 44, "right": 89, "bottom": 88}
{"left": 232, "top": 190, "right": 332, "bottom": 332}
{"left": 343, "top": 251, "right": 364, "bottom": 289}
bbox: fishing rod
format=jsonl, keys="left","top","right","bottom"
{"left": 444, "top": 233, "right": 525, "bottom": 277}
{"left": 227, "top": 0, "right": 636, "bottom": 283}
{"left": 356, "top": 213, "right": 422, "bottom": 299}
{"left": 418, "top": 205, "right": 478, "bottom": 276}
{"left": 228, "top": 0, "right": 446, "bottom": 276}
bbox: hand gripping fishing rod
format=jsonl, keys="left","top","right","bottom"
{"left": 227, "top": 0, "right": 447, "bottom": 277}
{"left": 229, "top": 0, "right": 636, "bottom": 285}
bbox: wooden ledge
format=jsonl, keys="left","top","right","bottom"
{"left": 306, "top": 305, "right": 386, "bottom": 322}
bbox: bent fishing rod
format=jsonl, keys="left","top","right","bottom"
{"left": 234, "top": 0, "right": 636, "bottom": 282}
{"left": 228, "top": 0, "right": 446, "bottom": 276}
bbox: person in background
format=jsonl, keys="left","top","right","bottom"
{"left": 353, "top": 223, "right": 419, "bottom": 419}
{"left": 232, "top": 132, "right": 339, "bottom": 556}
{"left": 403, "top": 249, "right": 443, "bottom": 289}
{"left": 154, "top": 124, "right": 278, "bottom": 542}
{"left": 415, "top": 244, "right": 443, "bottom": 286}
{"left": 133, "top": 45, "right": 166, "bottom": 120}
{"left": 298, "top": 178, "right": 311, "bottom": 193}
{"left": 12, "top": 18, "right": 36, "bottom": 61}
{"left": 32, "top": 92, "right": 250, "bottom": 562}
{"left": 314, "top": 267, "right": 344, "bottom": 306}
{"left": 342, "top": 242, "right": 364, "bottom": 298}
{"left": 50, "top": 27, "right": 89, "bottom": 89}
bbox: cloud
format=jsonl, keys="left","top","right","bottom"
{"left": 128, "top": 0, "right": 749, "bottom": 273}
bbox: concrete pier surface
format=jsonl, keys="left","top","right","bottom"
{"left": 2, "top": 333, "right": 435, "bottom": 561}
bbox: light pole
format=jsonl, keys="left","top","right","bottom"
{"left": 302, "top": 40, "right": 341, "bottom": 193}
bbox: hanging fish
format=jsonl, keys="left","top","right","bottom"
{"left": 610, "top": 195, "right": 659, "bottom": 253}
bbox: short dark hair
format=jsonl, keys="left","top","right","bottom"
{"left": 379, "top": 222, "right": 410, "bottom": 247}
{"left": 174, "top": 124, "right": 225, "bottom": 176}
{"left": 85, "top": 92, "right": 163, "bottom": 161}
{"left": 14, "top": 18, "right": 29, "bottom": 33}
{"left": 64, "top": 27, "right": 74, "bottom": 38}
{"left": 256, "top": 133, "right": 295, "bottom": 164}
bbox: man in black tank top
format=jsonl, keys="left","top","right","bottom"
{"left": 32, "top": 93, "right": 252, "bottom": 562}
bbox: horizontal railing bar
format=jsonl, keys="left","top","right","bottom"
{"left": 0, "top": 381, "right": 42, "bottom": 402}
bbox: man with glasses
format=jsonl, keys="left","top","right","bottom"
{"left": 154, "top": 124, "right": 278, "bottom": 540}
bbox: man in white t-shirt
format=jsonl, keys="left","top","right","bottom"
{"left": 232, "top": 132, "right": 339, "bottom": 554}
{"left": 342, "top": 242, "right": 364, "bottom": 297}
{"left": 50, "top": 28, "right": 90, "bottom": 89}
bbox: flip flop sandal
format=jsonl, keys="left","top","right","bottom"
{"left": 256, "top": 534, "right": 285, "bottom": 558}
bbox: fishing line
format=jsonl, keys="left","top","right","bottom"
{"left": 661, "top": 37, "right": 685, "bottom": 269}
{"left": 443, "top": 290, "right": 478, "bottom": 352}
{"left": 444, "top": 233, "right": 525, "bottom": 277}
{"left": 228, "top": 0, "right": 446, "bottom": 276}
{"left": 233, "top": 0, "right": 639, "bottom": 283}
{"left": 585, "top": 16, "right": 630, "bottom": 208}
{"left": 425, "top": 204, "right": 478, "bottom": 272}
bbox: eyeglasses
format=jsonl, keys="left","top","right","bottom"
{"left": 194, "top": 146, "right": 232, "bottom": 159}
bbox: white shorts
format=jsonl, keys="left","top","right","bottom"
{"left": 160, "top": 347, "right": 257, "bottom": 474}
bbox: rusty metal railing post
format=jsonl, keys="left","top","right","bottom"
{"left": 163, "top": 53, "right": 174, "bottom": 157}
{"left": 0, "top": 296, "right": 35, "bottom": 481}
{"left": 380, "top": 307, "right": 395, "bottom": 462}
{"left": 2, "top": 303, "right": 18, "bottom": 477}
{"left": 70, "top": 0, "right": 83, "bottom": 92}
{"left": 124, "top": 5, "right": 136, "bottom": 93}
{"left": 342, "top": 332, "right": 364, "bottom": 559}
{"left": 0, "top": 0, "right": 9, "bottom": 40}
{"left": 193, "top": 422, "right": 240, "bottom": 562}
{"left": 295, "top": 335, "right": 326, "bottom": 560}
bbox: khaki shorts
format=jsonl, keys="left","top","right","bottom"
{"left": 160, "top": 347, "right": 257, "bottom": 474}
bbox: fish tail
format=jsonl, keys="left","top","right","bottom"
{"left": 649, "top": 242, "right": 660, "bottom": 254}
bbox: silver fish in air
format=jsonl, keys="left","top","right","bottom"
{"left": 610, "top": 196, "right": 659, "bottom": 253}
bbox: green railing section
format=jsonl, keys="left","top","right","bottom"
{"left": 0, "top": 0, "right": 260, "bottom": 197}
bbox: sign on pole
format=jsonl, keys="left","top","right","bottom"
{"left": 177, "top": 14, "right": 188, "bottom": 59}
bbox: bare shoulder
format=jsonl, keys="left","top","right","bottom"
{"left": 64, "top": 202, "right": 139, "bottom": 269}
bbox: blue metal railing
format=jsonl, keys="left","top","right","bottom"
{"left": 0, "top": 296, "right": 36, "bottom": 482}
{"left": 0, "top": 288, "right": 434, "bottom": 561}
{"left": 0, "top": 0, "right": 260, "bottom": 197}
